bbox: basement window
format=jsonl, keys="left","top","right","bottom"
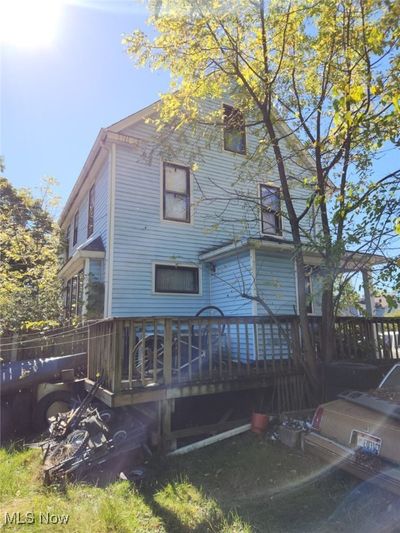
{"left": 223, "top": 104, "right": 246, "bottom": 154}
{"left": 260, "top": 184, "right": 282, "bottom": 235}
{"left": 163, "top": 162, "right": 191, "bottom": 223}
{"left": 154, "top": 264, "right": 199, "bottom": 294}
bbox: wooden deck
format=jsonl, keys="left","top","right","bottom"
{"left": 86, "top": 315, "right": 400, "bottom": 408}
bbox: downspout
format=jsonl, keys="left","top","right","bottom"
{"left": 105, "top": 142, "right": 116, "bottom": 318}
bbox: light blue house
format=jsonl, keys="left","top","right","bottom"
{"left": 59, "top": 98, "right": 330, "bottom": 323}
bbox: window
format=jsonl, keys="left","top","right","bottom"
{"left": 304, "top": 266, "right": 314, "bottom": 314}
{"left": 87, "top": 184, "right": 95, "bottom": 237}
{"left": 260, "top": 184, "right": 282, "bottom": 235}
{"left": 65, "top": 225, "right": 71, "bottom": 260}
{"left": 65, "top": 279, "right": 71, "bottom": 318}
{"left": 64, "top": 270, "right": 84, "bottom": 318}
{"left": 76, "top": 270, "right": 84, "bottom": 316}
{"left": 163, "top": 162, "right": 191, "bottom": 223}
{"left": 71, "top": 276, "right": 78, "bottom": 315}
{"left": 73, "top": 210, "right": 79, "bottom": 245}
{"left": 155, "top": 264, "right": 199, "bottom": 294}
{"left": 223, "top": 104, "right": 246, "bottom": 154}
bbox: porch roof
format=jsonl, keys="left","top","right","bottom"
{"left": 199, "top": 237, "right": 386, "bottom": 271}
{"left": 59, "top": 236, "right": 105, "bottom": 279}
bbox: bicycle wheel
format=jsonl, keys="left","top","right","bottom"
{"left": 45, "top": 429, "right": 89, "bottom": 469}
{"left": 194, "top": 306, "right": 226, "bottom": 341}
{"left": 132, "top": 335, "right": 165, "bottom": 377}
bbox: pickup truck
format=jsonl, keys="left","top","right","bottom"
{"left": 304, "top": 364, "right": 400, "bottom": 495}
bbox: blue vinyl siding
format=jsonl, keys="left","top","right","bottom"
{"left": 110, "top": 103, "right": 320, "bottom": 317}
{"left": 111, "top": 143, "right": 213, "bottom": 316}
{"left": 254, "top": 250, "right": 297, "bottom": 359}
{"left": 255, "top": 250, "right": 298, "bottom": 315}
{"left": 63, "top": 157, "right": 109, "bottom": 259}
{"left": 210, "top": 252, "right": 253, "bottom": 316}
{"left": 94, "top": 160, "right": 109, "bottom": 250}
{"left": 61, "top": 98, "right": 323, "bottom": 321}
{"left": 210, "top": 252, "right": 254, "bottom": 360}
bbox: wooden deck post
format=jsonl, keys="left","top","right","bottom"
{"left": 163, "top": 319, "right": 173, "bottom": 386}
{"left": 111, "top": 320, "right": 121, "bottom": 393}
{"left": 11, "top": 334, "right": 18, "bottom": 362}
{"left": 161, "top": 399, "right": 176, "bottom": 452}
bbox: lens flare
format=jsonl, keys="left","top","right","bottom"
{"left": 0, "top": 0, "right": 62, "bottom": 48}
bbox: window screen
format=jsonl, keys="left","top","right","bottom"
{"left": 260, "top": 185, "right": 281, "bottom": 235}
{"left": 155, "top": 265, "right": 199, "bottom": 294}
{"left": 163, "top": 163, "right": 190, "bottom": 222}
{"left": 223, "top": 105, "right": 246, "bottom": 154}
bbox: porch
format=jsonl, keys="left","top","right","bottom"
{"left": 86, "top": 315, "right": 400, "bottom": 408}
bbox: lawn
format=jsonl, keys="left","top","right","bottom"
{"left": 0, "top": 433, "right": 357, "bottom": 532}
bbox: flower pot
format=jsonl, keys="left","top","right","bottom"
{"left": 251, "top": 412, "right": 269, "bottom": 434}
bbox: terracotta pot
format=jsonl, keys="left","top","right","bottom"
{"left": 251, "top": 412, "right": 269, "bottom": 434}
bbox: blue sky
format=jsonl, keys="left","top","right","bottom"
{"left": 1, "top": 0, "right": 169, "bottom": 208}
{"left": 1, "top": 0, "right": 398, "bottom": 214}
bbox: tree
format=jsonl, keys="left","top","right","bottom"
{"left": 124, "top": 0, "right": 400, "bottom": 387}
{"left": 0, "top": 176, "right": 63, "bottom": 334}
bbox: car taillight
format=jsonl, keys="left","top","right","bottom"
{"left": 311, "top": 406, "right": 324, "bottom": 431}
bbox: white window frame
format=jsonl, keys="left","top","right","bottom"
{"left": 222, "top": 103, "right": 247, "bottom": 156}
{"left": 161, "top": 161, "right": 192, "bottom": 224}
{"left": 152, "top": 262, "right": 202, "bottom": 296}
{"left": 259, "top": 183, "right": 283, "bottom": 237}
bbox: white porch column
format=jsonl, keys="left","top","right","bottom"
{"left": 361, "top": 269, "right": 374, "bottom": 317}
{"left": 82, "top": 257, "right": 90, "bottom": 318}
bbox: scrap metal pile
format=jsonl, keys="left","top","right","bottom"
{"left": 40, "top": 377, "right": 147, "bottom": 484}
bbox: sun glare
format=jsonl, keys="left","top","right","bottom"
{"left": 0, "top": 0, "right": 62, "bottom": 48}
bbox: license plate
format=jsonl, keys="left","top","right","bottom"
{"left": 351, "top": 430, "right": 382, "bottom": 455}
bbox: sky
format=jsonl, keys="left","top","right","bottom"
{"left": 0, "top": 0, "right": 169, "bottom": 209}
{"left": 1, "top": 0, "right": 398, "bottom": 215}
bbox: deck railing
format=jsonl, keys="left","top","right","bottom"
{"left": 87, "top": 315, "right": 400, "bottom": 393}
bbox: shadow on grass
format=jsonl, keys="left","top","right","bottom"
{"left": 0, "top": 433, "right": 360, "bottom": 533}
{"left": 142, "top": 433, "right": 357, "bottom": 533}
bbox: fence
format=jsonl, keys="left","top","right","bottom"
{"left": 0, "top": 324, "right": 89, "bottom": 362}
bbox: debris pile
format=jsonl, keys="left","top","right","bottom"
{"left": 39, "top": 378, "right": 148, "bottom": 484}
{"left": 265, "top": 411, "right": 313, "bottom": 449}
{"left": 369, "top": 389, "right": 400, "bottom": 403}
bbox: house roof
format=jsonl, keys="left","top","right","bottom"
{"left": 199, "top": 237, "right": 387, "bottom": 270}
{"left": 58, "top": 236, "right": 106, "bottom": 279}
{"left": 80, "top": 236, "right": 105, "bottom": 252}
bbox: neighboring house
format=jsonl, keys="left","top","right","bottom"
{"left": 359, "top": 295, "right": 399, "bottom": 317}
{"left": 58, "top": 98, "right": 378, "bottom": 321}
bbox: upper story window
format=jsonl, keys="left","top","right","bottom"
{"left": 154, "top": 264, "right": 199, "bottom": 294}
{"left": 65, "top": 225, "right": 71, "bottom": 260}
{"left": 223, "top": 104, "right": 246, "bottom": 154}
{"left": 260, "top": 184, "right": 282, "bottom": 235}
{"left": 73, "top": 210, "right": 79, "bottom": 246}
{"left": 163, "top": 162, "right": 191, "bottom": 223}
{"left": 87, "top": 184, "right": 95, "bottom": 238}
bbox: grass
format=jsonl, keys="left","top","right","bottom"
{"left": 0, "top": 434, "right": 356, "bottom": 532}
